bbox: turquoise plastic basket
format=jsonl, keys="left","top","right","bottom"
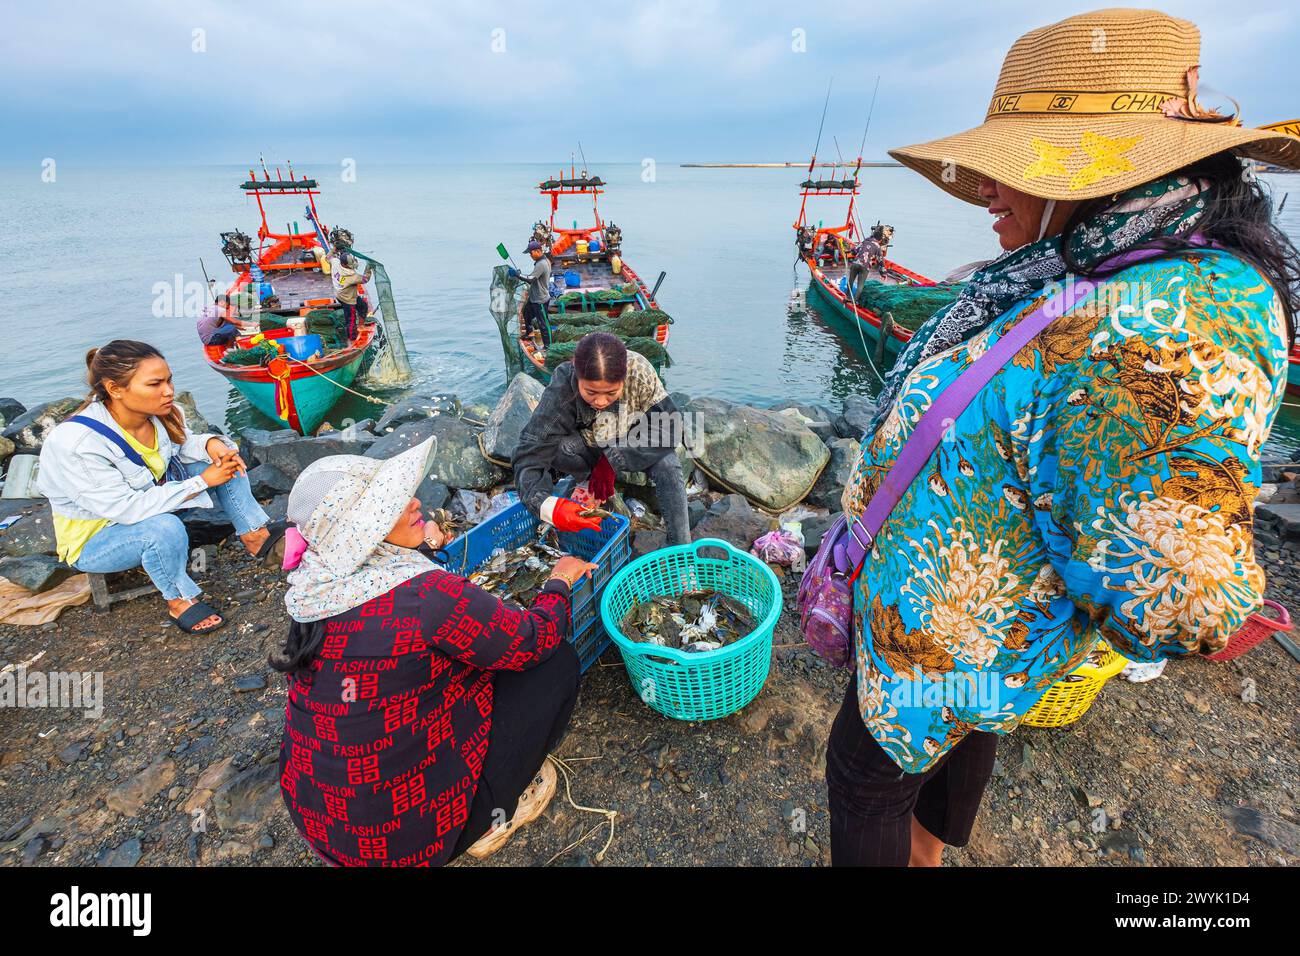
{"left": 599, "top": 538, "right": 782, "bottom": 721}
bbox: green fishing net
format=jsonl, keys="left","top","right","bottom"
{"left": 554, "top": 282, "right": 639, "bottom": 307}
{"left": 349, "top": 250, "right": 413, "bottom": 386}
{"left": 850, "top": 280, "right": 966, "bottom": 331}
{"left": 543, "top": 336, "right": 671, "bottom": 371}
{"left": 221, "top": 341, "right": 280, "bottom": 366}
{"left": 550, "top": 307, "right": 672, "bottom": 342}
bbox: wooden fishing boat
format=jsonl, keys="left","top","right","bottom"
{"left": 512, "top": 168, "right": 671, "bottom": 382}
{"left": 794, "top": 166, "right": 934, "bottom": 367}
{"left": 201, "top": 166, "right": 380, "bottom": 434}
{"left": 796, "top": 161, "right": 1300, "bottom": 392}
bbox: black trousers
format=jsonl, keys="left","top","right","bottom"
{"left": 449, "top": 641, "right": 579, "bottom": 859}
{"left": 825, "top": 679, "right": 997, "bottom": 866}
{"left": 521, "top": 301, "right": 552, "bottom": 346}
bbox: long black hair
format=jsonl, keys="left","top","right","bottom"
{"left": 1062, "top": 149, "right": 1299, "bottom": 345}
{"left": 268, "top": 620, "right": 326, "bottom": 674}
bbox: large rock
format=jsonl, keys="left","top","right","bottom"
{"left": 480, "top": 373, "right": 545, "bottom": 464}
{"left": 801, "top": 511, "right": 842, "bottom": 556}
{"left": 0, "top": 555, "right": 75, "bottom": 593}
{"left": 240, "top": 427, "right": 376, "bottom": 481}
{"left": 691, "top": 494, "right": 771, "bottom": 550}
{"left": 375, "top": 394, "right": 462, "bottom": 434}
{"left": 687, "top": 398, "right": 830, "bottom": 512}
{"left": 834, "top": 395, "right": 877, "bottom": 440}
{"left": 105, "top": 759, "right": 176, "bottom": 817}
{"left": 366, "top": 417, "right": 506, "bottom": 491}
{"left": 245, "top": 463, "right": 294, "bottom": 500}
{"left": 0, "top": 501, "right": 56, "bottom": 557}
{"left": 416, "top": 477, "right": 450, "bottom": 511}
{"left": 770, "top": 400, "right": 837, "bottom": 442}
{"left": 1, "top": 397, "right": 80, "bottom": 454}
{"left": 213, "top": 763, "right": 282, "bottom": 832}
{"left": 0, "top": 398, "right": 27, "bottom": 429}
{"left": 174, "top": 391, "right": 216, "bottom": 435}
{"left": 0, "top": 435, "right": 14, "bottom": 469}
{"left": 807, "top": 437, "right": 860, "bottom": 511}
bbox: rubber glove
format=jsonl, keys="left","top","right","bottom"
{"left": 588, "top": 454, "right": 616, "bottom": 502}
{"left": 550, "top": 498, "right": 603, "bottom": 533}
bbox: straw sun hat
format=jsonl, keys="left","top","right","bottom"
{"left": 889, "top": 7, "right": 1300, "bottom": 205}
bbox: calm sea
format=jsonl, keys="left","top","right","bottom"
{"left": 2, "top": 163, "right": 1297, "bottom": 458}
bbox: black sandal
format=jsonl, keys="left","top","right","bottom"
{"left": 253, "top": 521, "right": 289, "bottom": 568}
{"left": 171, "top": 601, "right": 226, "bottom": 635}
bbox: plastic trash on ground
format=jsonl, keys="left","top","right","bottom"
{"left": 1120, "top": 658, "right": 1167, "bottom": 683}
{"left": 752, "top": 529, "right": 806, "bottom": 573}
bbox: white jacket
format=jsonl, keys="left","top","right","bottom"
{"left": 37, "top": 399, "right": 224, "bottom": 525}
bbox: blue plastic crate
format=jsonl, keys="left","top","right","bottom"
{"left": 437, "top": 502, "right": 631, "bottom": 673}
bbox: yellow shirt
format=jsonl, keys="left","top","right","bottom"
{"left": 53, "top": 423, "right": 166, "bottom": 564}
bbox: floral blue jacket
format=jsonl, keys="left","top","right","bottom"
{"left": 841, "top": 250, "right": 1290, "bottom": 773}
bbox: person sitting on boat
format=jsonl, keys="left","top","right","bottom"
{"left": 508, "top": 239, "right": 553, "bottom": 351}
{"left": 272, "top": 437, "right": 596, "bottom": 866}
{"left": 513, "top": 332, "right": 691, "bottom": 547}
{"left": 825, "top": 7, "right": 1300, "bottom": 867}
{"left": 196, "top": 294, "right": 242, "bottom": 347}
{"left": 819, "top": 232, "right": 840, "bottom": 265}
{"left": 37, "top": 340, "right": 287, "bottom": 635}
{"left": 329, "top": 251, "right": 372, "bottom": 339}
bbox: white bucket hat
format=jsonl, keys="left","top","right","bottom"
{"left": 284, "top": 437, "right": 441, "bottom": 623}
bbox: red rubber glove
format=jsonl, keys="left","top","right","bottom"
{"left": 551, "top": 498, "right": 604, "bottom": 533}
{"left": 588, "top": 454, "right": 616, "bottom": 503}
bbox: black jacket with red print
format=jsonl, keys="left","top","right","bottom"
{"left": 279, "top": 569, "right": 571, "bottom": 867}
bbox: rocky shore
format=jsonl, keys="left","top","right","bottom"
{"left": 1, "top": 384, "right": 1297, "bottom": 867}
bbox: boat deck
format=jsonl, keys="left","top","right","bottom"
{"left": 547, "top": 255, "right": 632, "bottom": 294}
{"left": 813, "top": 261, "right": 908, "bottom": 287}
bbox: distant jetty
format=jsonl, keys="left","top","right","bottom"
{"left": 680, "top": 161, "right": 903, "bottom": 168}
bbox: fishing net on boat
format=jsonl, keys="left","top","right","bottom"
{"left": 550, "top": 308, "right": 671, "bottom": 343}
{"left": 349, "top": 252, "right": 413, "bottom": 387}
{"left": 304, "top": 308, "right": 348, "bottom": 349}
{"left": 221, "top": 341, "right": 280, "bottom": 366}
{"left": 554, "top": 282, "right": 639, "bottom": 307}
{"left": 489, "top": 264, "right": 525, "bottom": 377}
{"left": 543, "top": 336, "right": 671, "bottom": 371}
{"left": 851, "top": 280, "right": 967, "bottom": 332}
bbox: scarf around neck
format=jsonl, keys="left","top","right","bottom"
{"left": 865, "top": 175, "right": 1210, "bottom": 435}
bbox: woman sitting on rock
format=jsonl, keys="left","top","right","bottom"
{"left": 513, "top": 332, "right": 690, "bottom": 545}
{"left": 38, "top": 340, "right": 284, "bottom": 635}
{"left": 272, "top": 437, "right": 596, "bottom": 866}
{"left": 826, "top": 8, "right": 1299, "bottom": 867}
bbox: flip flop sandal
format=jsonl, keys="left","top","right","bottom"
{"left": 254, "top": 521, "right": 289, "bottom": 568}
{"left": 171, "top": 601, "right": 226, "bottom": 635}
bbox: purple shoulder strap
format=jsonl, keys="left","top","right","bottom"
{"left": 832, "top": 240, "right": 1196, "bottom": 575}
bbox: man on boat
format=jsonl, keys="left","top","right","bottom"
{"left": 196, "top": 294, "right": 243, "bottom": 347}
{"left": 509, "top": 239, "right": 553, "bottom": 353}
{"left": 330, "top": 251, "right": 372, "bottom": 339}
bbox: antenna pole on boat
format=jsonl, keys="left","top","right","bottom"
{"left": 847, "top": 75, "right": 881, "bottom": 241}
{"left": 797, "top": 78, "right": 835, "bottom": 231}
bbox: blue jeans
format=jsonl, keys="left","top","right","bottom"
{"left": 74, "top": 463, "right": 269, "bottom": 601}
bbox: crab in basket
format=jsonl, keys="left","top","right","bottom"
{"left": 619, "top": 590, "right": 755, "bottom": 653}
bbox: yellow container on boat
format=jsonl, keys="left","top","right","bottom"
{"left": 611, "top": 254, "right": 622, "bottom": 275}
{"left": 576, "top": 239, "right": 589, "bottom": 255}
{"left": 1021, "top": 640, "right": 1129, "bottom": 728}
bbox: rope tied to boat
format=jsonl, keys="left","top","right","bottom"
{"left": 283, "top": 355, "right": 393, "bottom": 407}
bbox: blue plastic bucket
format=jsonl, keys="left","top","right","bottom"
{"left": 282, "top": 334, "right": 324, "bottom": 361}
{"left": 588, "top": 239, "right": 601, "bottom": 253}
{"left": 564, "top": 270, "right": 582, "bottom": 288}
{"left": 438, "top": 502, "right": 631, "bottom": 672}
{"left": 600, "top": 538, "right": 781, "bottom": 720}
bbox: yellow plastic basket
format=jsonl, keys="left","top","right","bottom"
{"left": 1021, "top": 640, "right": 1130, "bottom": 728}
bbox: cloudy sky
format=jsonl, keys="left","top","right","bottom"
{"left": 3, "top": 0, "right": 1297, "bottom": 166}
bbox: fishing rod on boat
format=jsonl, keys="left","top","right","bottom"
{"left": 199, "top": 257, "right": 215, "bottom": 301}
{"left": 848, "top": 76, "right": 882, "bottom": 242}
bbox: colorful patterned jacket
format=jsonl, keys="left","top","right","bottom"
{"left": 841, "top": 250, "right": 1290, "bottom": 772}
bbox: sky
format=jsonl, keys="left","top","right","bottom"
{"left": 2, "top": 0, "right": 1297, "bottom": 166}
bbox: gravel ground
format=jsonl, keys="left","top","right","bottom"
{"left": 1, "top": 543, "right": 1296, "bottom": 868}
